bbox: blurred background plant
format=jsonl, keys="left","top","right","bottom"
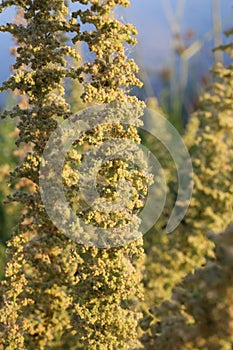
{"left": 0, "top": 113, "right": 18, "bottom": 279}
{"left": 0, "top": 112, "right": 18, "bottom": 244}
{"left": 135, "top": 0, "right": 228, "bottom": 133}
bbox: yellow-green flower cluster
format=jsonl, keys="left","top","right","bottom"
{"left": 0, "top": 0, "right": 147, "bottom": 349}
{"left": 72, "top": 0, "right": 142, "bottom": 103}
{"left": 61, "top": 1, "right": 147, "bottom": 348}
{"left": 0, "top": 1, "right": 82, "bottom": 349}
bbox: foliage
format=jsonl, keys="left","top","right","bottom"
{"left": 62, "top": 1, "right": 147, "bottom": 348}
{"left": 0, "top": 7, "right": 34, "bottom": 247}
{"left": 0, "top": 118, "right": 19, "bottom": 244}
{"left": 142, "top": 23, "right": 233, "bottom": 349}
{"left": 0, "top": 0, "right": 147, "bottom": 349}
{"left": 148, "top": 223, "right": 233, "bottom": 350}
{"left": 0, "top": 1, "right": 81, "bottom": 348}
{"left": 72, "top": 0, "right": 142, "bottom": 104}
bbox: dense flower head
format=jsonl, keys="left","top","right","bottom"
{"left": 0, "top": 1, "right": 146, "bottom": 349}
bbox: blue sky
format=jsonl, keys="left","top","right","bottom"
{"left": 0, "top": 0, "right": 232, "bottom": 106}
{"left": 118, "top": 0, "right": 232, "bottom": 68}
